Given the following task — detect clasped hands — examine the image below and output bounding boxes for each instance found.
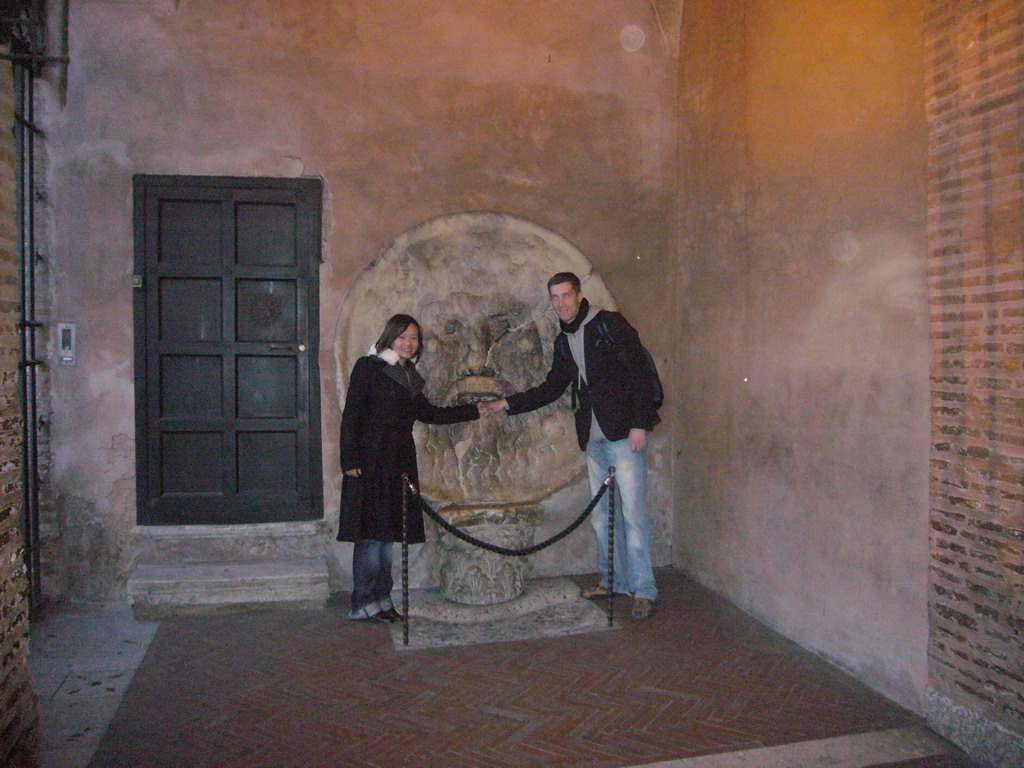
[476,398,508,417]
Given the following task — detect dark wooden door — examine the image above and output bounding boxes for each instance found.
[133,176,323,525]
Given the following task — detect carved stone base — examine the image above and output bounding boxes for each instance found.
[435,503,542,605]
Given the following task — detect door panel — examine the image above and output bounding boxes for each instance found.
[161,432,223,494]
[134,175,323,525]
[160,355,222,417]
[159,278,222,342]
[237,432,297,492]
[236,356,296,419]
[157,198,223,265]
[235,279,297,342]
[236,202,298,266]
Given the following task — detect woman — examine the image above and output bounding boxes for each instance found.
[337,313,479,622]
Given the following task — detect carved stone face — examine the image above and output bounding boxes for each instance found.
[416,291,582,504]
[418,293,545,404]
[335,212,615,506]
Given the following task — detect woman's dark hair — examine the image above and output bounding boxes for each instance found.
[375,314,422,363]
[547,271,581,293]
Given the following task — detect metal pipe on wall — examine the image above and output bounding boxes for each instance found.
[14,58,42,608]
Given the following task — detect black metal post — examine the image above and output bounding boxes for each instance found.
[606,466,616,627]
[401,473,410,646]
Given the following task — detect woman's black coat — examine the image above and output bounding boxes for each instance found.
[337,355,478,543]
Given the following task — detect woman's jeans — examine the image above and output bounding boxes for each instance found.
[350,540,395,617]
[586,438,658,601]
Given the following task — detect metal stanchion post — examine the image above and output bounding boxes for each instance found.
[606,466,616,627]
[401,473,410,647]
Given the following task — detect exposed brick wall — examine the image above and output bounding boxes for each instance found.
[0,55,38,766]
[925,0,1024,744]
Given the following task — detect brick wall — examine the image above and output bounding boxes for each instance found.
[924,0,1024,756]
[0,55,38,766]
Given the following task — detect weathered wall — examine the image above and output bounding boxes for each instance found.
[923,2,1024,764]
[0,55,38,767]
[40,0,682,597]
[675,0,932,711]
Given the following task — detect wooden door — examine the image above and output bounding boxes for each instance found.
[133,175,323,525]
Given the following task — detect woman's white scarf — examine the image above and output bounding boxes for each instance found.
[368,345,400,365]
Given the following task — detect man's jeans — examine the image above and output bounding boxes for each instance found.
[586,437,657,601]
[350,540,395,617]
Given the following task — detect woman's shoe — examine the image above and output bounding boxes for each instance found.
[349,606,387,622]
[381,607,404,623]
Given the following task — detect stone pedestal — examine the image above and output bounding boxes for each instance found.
[435,503,542,605]
[390,577,616,650]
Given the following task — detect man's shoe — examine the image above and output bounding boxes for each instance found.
[581,585,613,599]
[631,597,655,619]
[381,607,404,623]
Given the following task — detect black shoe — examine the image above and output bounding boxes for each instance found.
[631,598,655,619]
[381,607,404,623]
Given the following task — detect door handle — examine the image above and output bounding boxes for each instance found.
[268,344,306,351]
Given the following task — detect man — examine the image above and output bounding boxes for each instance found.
[478,272,661,618]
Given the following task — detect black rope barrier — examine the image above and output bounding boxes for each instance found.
[417,481,609,558]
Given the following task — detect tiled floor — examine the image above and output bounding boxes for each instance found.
[30,570,979,768]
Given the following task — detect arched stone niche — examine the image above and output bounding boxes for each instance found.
[335,211,614,508]
[334,212,619,597]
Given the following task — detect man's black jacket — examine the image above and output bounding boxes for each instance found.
[505,310,660,451]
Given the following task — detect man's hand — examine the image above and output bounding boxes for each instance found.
[477,398,508,416]
[628,428,647,453]
[344,468,362,477]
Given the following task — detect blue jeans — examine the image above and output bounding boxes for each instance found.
[586,437,657,601]
[350,540,395,617]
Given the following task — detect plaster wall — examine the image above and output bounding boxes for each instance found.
[40,0,682,597]
[675,0,932,710]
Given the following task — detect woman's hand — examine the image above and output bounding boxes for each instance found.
[345,468,362,477]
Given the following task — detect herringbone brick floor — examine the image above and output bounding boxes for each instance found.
[87,570,976,768]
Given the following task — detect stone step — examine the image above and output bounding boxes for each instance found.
[128,558,330,619]
[132,521,329,564]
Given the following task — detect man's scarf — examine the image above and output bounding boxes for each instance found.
[559,297,590,334]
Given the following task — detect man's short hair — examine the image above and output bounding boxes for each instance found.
[547,272,581,293]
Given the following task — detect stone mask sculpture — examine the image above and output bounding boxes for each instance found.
[417,291,570,504]
[335,212,614,603]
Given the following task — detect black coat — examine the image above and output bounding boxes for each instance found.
[337,356,478,543]
[505,310,660,450]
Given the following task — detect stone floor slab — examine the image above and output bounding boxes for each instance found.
[29,603,159,768]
